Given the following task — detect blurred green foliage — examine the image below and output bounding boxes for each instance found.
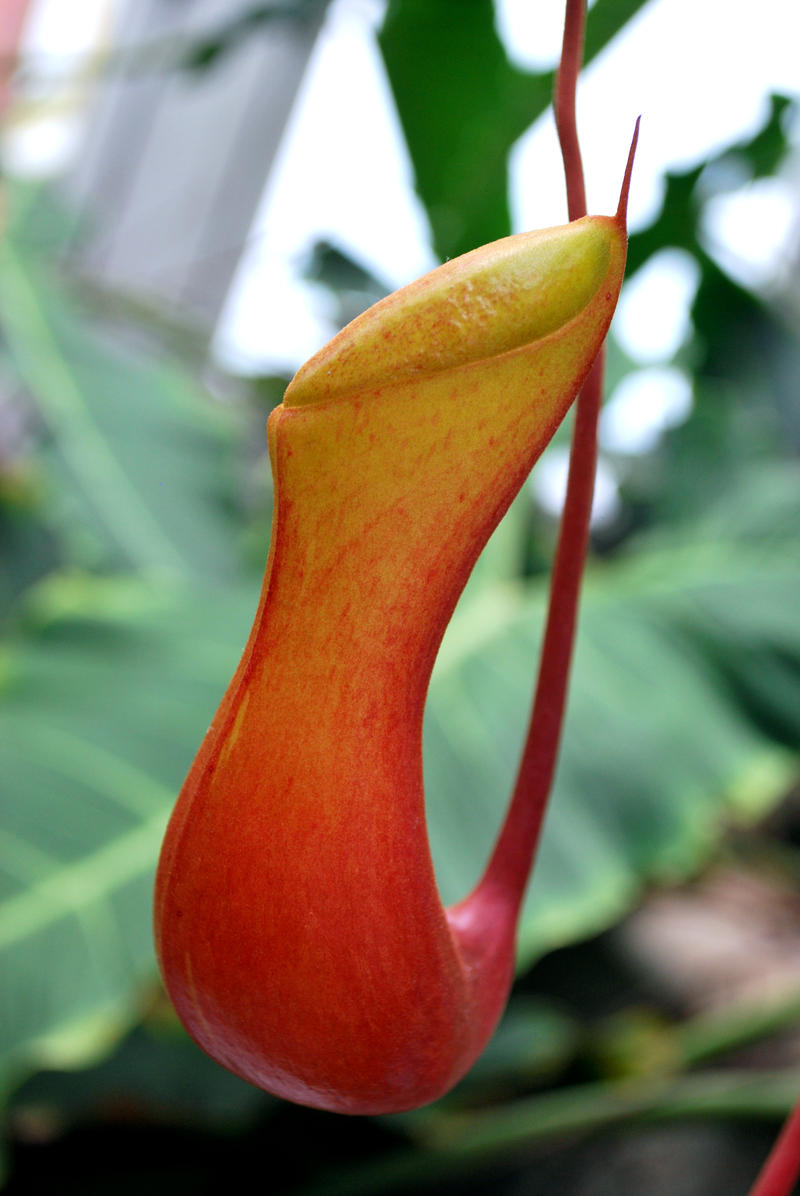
[1,1,799,1193]
[379,0,651,260]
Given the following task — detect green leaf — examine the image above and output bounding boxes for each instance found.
[379,0,651,261]
[426,518,800,964]
[0,576,256,1092]
[618,96,798,528]
[0,194,244,581]
[626,94,793,278]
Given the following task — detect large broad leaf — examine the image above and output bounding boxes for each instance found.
[378,0,651,261]
[3,481,799,1092]
[0,185,244,581]
[0,182,263,1093]
[427,538,799,963]
[428,464,800,956]
[0,576,256,1092]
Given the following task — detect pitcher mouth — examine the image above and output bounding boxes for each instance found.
[283,216,615,409]
[281,118,638,415]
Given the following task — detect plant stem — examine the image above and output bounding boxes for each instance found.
[554,0,588,222]
[747,1090,800,1195]
[481,0,602,904]
[308,1070,800,1196]
[679,991,800,1070]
